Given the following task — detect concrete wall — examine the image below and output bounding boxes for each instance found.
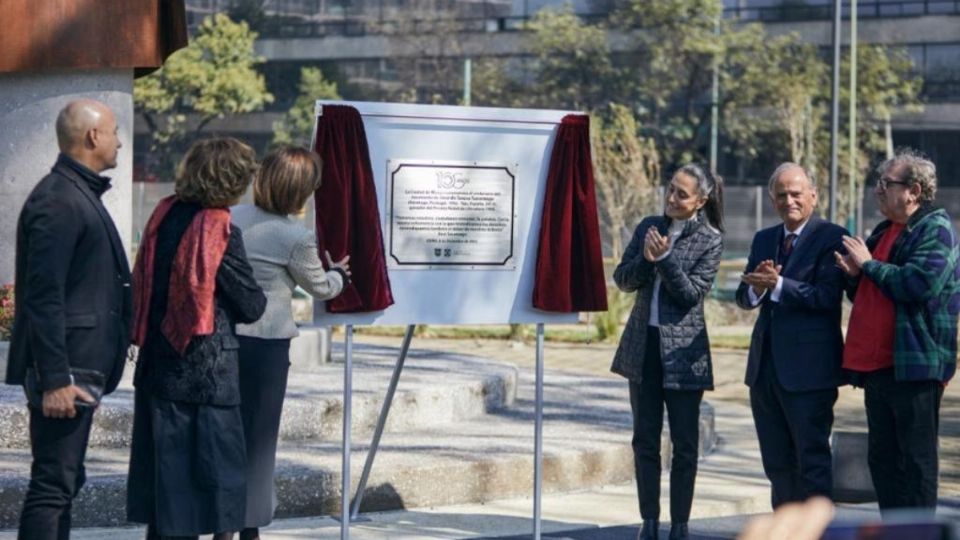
[0,69,134,285]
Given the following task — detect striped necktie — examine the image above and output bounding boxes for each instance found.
[780,233,797,263]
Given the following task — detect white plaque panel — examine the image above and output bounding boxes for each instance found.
[311,100,581,325]
[387,160,518,269]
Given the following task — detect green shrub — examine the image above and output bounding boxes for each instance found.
[595,287,631,342]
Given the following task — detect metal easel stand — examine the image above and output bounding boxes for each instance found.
[340,324,354,540]
[339,323,543,540]
[339,324,416,539]
[533,322,545,540]
[350,324,415,520]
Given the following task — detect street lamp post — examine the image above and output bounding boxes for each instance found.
[848,0,858,234]
[709,1,720,174]
[829,0,841,223]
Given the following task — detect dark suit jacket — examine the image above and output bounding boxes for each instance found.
[735,216,847,392]
[6,158,132,394]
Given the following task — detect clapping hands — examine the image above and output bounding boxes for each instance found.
[741,259,782,296]
[833,236,871,277]
[643,228,671,262]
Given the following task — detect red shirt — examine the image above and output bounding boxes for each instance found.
[843,223,905,372]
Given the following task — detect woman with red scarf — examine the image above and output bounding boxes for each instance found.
[126,138,266,540]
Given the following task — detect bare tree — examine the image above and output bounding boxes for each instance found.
[591,103,662,260]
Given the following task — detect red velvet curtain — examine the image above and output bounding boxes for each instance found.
[532,114,608,312]
[313,105,395,313]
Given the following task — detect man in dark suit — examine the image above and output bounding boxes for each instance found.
[6,99,131,539]
[736,162,847,509]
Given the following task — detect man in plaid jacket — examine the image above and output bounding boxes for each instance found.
[836,150,959,512]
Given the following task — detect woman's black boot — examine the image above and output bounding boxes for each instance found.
[669,522,689,540]
[637,519,659,540]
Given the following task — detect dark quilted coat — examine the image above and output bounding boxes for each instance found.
[611,215,723,390]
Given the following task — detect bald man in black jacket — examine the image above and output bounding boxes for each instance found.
[6,99,131,540]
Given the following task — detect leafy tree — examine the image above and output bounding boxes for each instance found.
[830,44,922,223]
[722,31,826,170]
[591,104,661,260]
[385,0,922,241]
[525,7,617,111]
[273,67,342,147]
[469,57,530,109]
[386,3,470,104]
[611,0,726,165]
[134,13,274,175]
[724,38,920,219]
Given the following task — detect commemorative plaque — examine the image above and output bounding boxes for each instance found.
[386,160,517,269]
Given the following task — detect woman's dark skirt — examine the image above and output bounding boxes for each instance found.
[126,389,247,536]
[237,335,292,528]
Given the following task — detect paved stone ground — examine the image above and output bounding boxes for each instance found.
[1,327,956,539]
[351,331,960,499]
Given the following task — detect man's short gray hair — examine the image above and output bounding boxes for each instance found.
[877,149,937,204]
[767,162,816,193]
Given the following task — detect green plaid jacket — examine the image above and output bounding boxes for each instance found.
[859,206,959,382]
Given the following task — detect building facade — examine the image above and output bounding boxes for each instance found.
[165,0,960,187]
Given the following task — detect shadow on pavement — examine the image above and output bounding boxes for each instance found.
[476,524,736,540]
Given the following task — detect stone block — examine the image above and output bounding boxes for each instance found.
[290,326,332,369]
[0,70,134,285]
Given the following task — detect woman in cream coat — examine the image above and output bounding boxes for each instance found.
[231,147,350,540]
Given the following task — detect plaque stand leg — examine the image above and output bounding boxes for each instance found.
[340,324,354,540]
[349,324,416,521]
[339,322,546,540]
[533,322,545,540]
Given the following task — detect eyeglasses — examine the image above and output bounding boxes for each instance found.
[877,176,910,191]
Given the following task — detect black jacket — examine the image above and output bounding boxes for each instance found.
[133,201,266,406]
[735,215,847,392]
[6,156,133,394]
[611,215,723,390]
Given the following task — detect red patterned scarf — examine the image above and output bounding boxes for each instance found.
[131,195,231,354]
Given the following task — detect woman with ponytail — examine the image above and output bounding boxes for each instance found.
[610,164,724,540]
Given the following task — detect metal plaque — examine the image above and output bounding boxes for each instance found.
[386,160,518,269]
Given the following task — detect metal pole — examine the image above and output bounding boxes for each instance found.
[340,325,354,540]
[829,0,841,223]
[848,0,858,234]
[709,3,720,174]
[533,323,544,540]
[805,98,815,173]
[463,58,472,107]
[350,325,416,520]
[755,185,763,231]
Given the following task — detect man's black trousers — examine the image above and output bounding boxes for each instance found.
[749,345,837,509]
[863,368,943,512]
[18,405,94,540]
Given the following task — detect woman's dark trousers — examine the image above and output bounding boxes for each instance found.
[237,336,292,528]
[863,368,943,512]
[629,327,703,523]
[18,406,94,540]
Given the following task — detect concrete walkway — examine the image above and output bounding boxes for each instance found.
[377,333,960,498]
[0,395,763,540]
